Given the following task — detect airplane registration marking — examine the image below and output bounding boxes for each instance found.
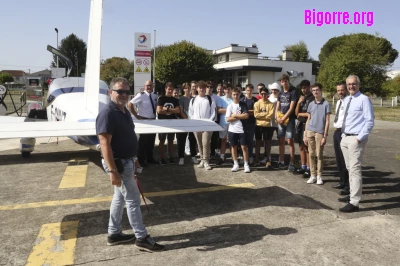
[58,158,89,189]
[26,221,79,266]
[0,183,255,211]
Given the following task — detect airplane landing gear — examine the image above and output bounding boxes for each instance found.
[20,138,36,158]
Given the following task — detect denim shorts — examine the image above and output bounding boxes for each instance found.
[278,118,295,139]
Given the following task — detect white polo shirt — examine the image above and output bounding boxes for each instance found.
[130,91,158,119]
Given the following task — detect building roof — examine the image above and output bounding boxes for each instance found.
[29,69,51,77]
[0,70,26,77]
[216,66,283,72]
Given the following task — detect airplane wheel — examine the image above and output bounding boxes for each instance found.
[21,152,31,158]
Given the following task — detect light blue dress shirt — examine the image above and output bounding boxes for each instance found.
[342,91,374,141]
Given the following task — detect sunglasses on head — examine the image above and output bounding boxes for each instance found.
[113,89,130,95]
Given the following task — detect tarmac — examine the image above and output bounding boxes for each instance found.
[0,115,399,266]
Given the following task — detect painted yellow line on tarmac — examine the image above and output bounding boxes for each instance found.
[0,183,254,211]
[58,158,88,189]
[26,221,79,266]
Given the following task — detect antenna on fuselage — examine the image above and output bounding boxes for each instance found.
[46,45,74,77]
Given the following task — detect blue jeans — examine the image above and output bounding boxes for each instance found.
[102,159,148,238]
[278,118,295,139]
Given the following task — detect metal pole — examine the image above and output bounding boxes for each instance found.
[153,30,156,85]
[55,28,59,68]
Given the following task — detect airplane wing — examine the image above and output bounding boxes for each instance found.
[0,119,223,139]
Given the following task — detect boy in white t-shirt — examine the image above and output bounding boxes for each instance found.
[226,88,250,173]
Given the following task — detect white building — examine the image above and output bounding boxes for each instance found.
[212,44,315,92]
[387,70,400,79]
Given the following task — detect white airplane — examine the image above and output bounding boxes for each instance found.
[0,0,222,157]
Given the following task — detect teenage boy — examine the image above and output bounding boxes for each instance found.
[226,88,250,173]
[206,81,221,161]
[177,82,198,165]
[216,84,234,165]
[189,80,216,170]
[254,87,275,169]
[240,84,258,164]
[275,74,297,171]
[304,83,331,185]
[295,80,314,177]
[157,82,180,165]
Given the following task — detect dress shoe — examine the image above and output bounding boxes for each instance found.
[340,189,350,196]
[332,183,345,189]
[339,203,359,213]
[338,196,350,203]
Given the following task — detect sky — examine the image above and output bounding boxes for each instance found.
[1,0,400,73]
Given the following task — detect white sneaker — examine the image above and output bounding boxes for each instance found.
[231,164,239,172]
[197,160,204,168]
[191,157,199,164]
[179,158,184,165]
[307,176,317,184]
[249,157,254,165]
[316,176,324,185]
[244,165,251,173]
[204,161,212,170]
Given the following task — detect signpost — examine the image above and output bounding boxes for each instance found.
[134,32,152,94]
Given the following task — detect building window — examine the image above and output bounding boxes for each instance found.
[237,71,247,88]
[224,72,233,84]
[225,54,229,62]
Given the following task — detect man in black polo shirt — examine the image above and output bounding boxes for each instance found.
[96,77,164,252]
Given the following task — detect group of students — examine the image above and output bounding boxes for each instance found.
[96,75,373,250]
[129,74,334,184]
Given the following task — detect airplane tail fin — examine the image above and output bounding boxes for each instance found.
[84,0,103,116]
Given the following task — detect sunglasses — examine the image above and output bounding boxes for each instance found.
[113,89,130,95]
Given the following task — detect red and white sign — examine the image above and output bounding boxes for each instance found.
[135,59,142,65]
[143,59,150,66]
[135,50,151,57]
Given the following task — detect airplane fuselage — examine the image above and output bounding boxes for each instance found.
[46,77,110,149]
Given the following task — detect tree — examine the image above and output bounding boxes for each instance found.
[0,73,14,84]
[382,75,400,97]
[284,41,310,62]
[283,41,320,76]
[319,33,398,66]
[154,40,215,86]
[100,57,135,87]
[317,33,398,96]
[51,33,87,77]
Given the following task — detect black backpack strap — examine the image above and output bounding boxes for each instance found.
[206,95,212,106]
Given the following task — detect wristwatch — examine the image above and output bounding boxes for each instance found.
[109,168,118,173]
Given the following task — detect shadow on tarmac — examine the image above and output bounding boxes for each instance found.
[62,184,329,244]
[154,224,297,251]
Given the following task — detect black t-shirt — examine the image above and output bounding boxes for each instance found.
[96,101,138,158]
[278,89,298,118]
[298,93,315,123]
[157,96,180,119]
[240,96,258,126]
